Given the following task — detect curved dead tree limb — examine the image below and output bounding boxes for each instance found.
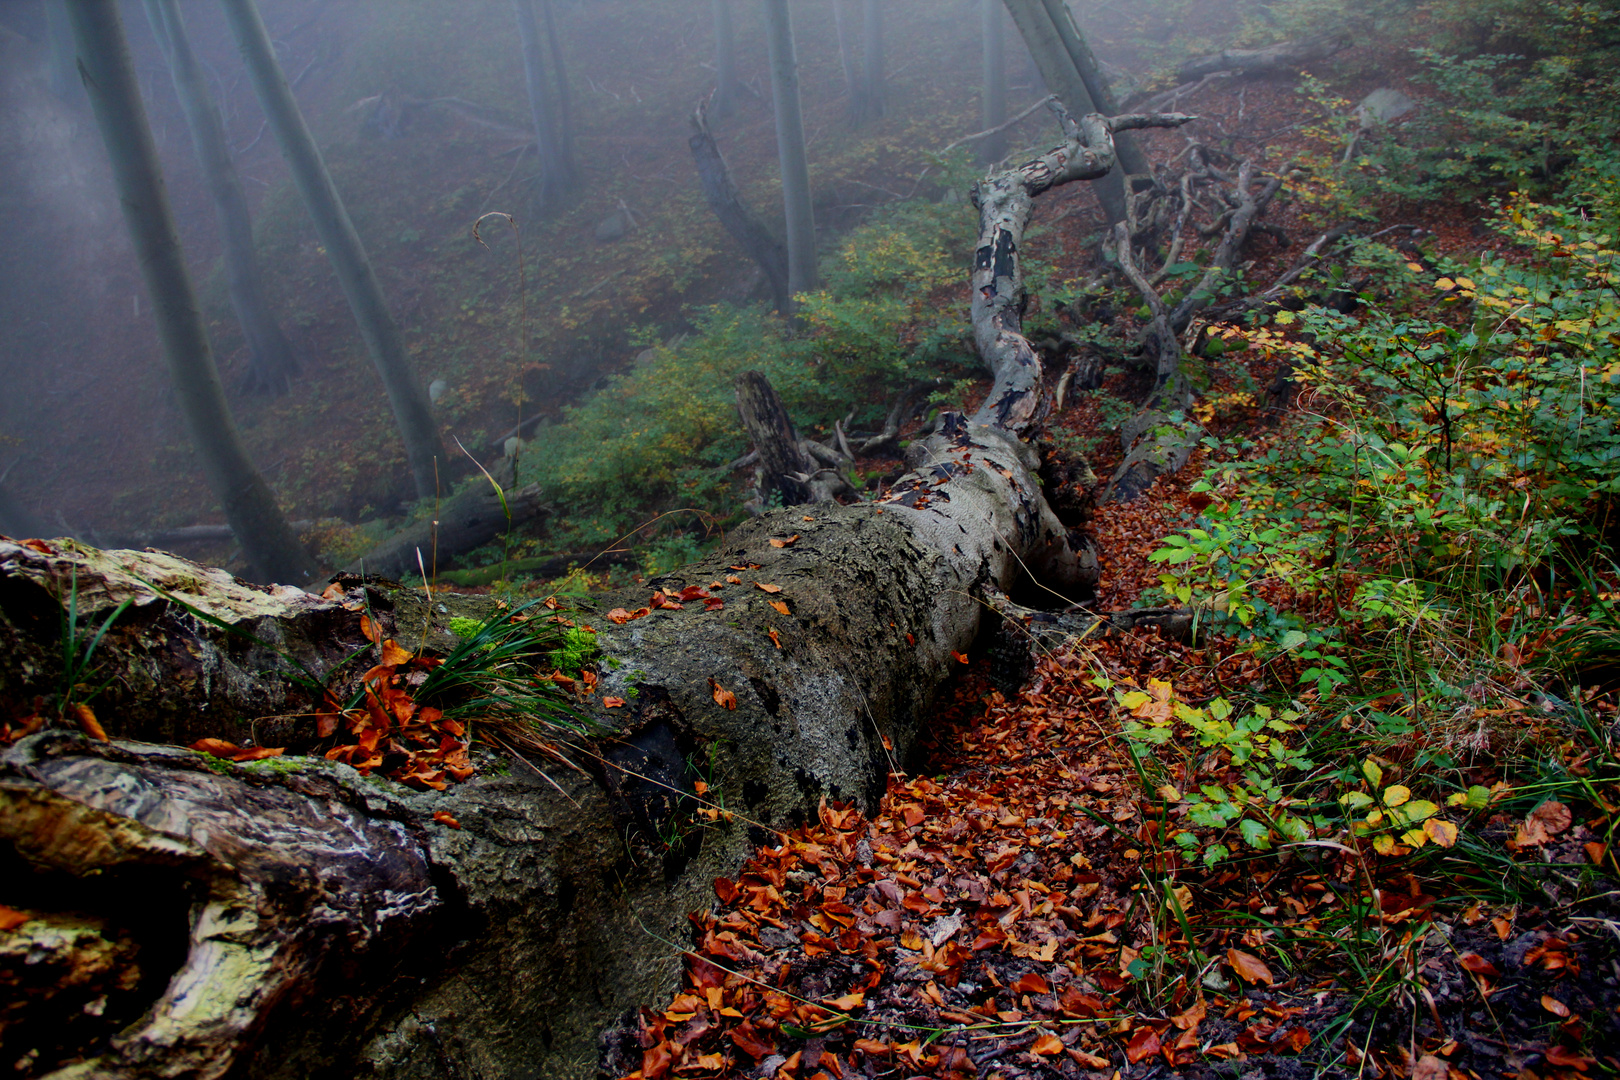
[1176,34,1351,81]
[969,106,1195,436]
[1166,159,1284,335]
[688,98,792,314]
[1104,223,1201,504]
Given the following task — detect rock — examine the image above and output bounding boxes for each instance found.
[428,378,448,403]
[1356,87,1415,129]
[593,212,627,242]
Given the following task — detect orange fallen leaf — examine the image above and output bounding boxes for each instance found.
[232,746,284,762]
[768,599,790,616]
[605,608,635,625]
[0,905,30,931]
[603,696,626,708]
[769,535,800,548]
[71,702,107,741]
[1011,973,1050,995]
[360,614,381,644]
[825,991,864,1011]
[1124,1025,1161,1064]
[191,737,239,757]
[1545,1046,1594,1069]
[768,628,781,649]
[1030,1032,1063,1056]
[1542,994,1571,1017]
[433,810,462,830]
[1457,952,1499,978]
[380,639,413,667]
[753,582,783,594]
[950,650,969,664]
[709,678,738,710]
[1226,948,1274,986]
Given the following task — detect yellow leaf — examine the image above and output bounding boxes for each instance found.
[1402,828,1429,848]
[1424,819,1459,847]
[1435,277,1456,290]
[1362,758,1384,789]
[1383,785,1411,807]
[1373,833,1397,855]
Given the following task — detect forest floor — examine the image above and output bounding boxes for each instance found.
[595,61,1620,1076]
[598,471,1620,1080]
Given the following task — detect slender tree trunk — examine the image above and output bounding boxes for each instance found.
[511,0,576,209]
[761,0,817,296]
[688,98,792,313]
[145,0,298,396]
[981,0,1007,163]
[831,0,862,118]
[66,0,317,586]
[711,0,741,117]
[42,0,80,102]
[219,0,445,501]
[540,0,577,169]
[861,0,884,120]
[1000,0,1127,223]
[1036,0,1149,177]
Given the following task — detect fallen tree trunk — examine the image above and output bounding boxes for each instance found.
[1176,34,1350,81]
[0,105,1187,1080]
[346,456,550,580]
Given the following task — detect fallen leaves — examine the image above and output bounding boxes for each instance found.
[709,678,738,710]
[1226,948,1274,987]
[189,737,284,762]
[1514,799,1573,847]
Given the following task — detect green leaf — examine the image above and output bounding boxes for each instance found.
[1238,819,1273,850]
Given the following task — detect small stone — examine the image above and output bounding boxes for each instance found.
[1355,88,1415,128]
[428,378,449,403]
[593,213,626,242]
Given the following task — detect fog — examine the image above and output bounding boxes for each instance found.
[0,0,1215,578]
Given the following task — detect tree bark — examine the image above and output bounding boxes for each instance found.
[146,0,299,397]
[219,0,447,502]
[67,0,317,587]
[711,0,742,117]
[999,0,1127,223]
[832,0,861,118]
[762,0,818,296]
[0,105,1195,1080]
[980,0,1007,163]
[688,98,793,314]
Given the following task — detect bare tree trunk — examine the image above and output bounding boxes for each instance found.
[220,0,446,501]
[688,98,792,313]
[861,0,884,120]
[146,0,298,396]
[511,0,578,208]
[66,0,317,586]
[762,0,818,296]
[1037,0,1149,178]
[711,0,742,117]
[1000,0,1127,223]
[540,0,577,164]
[831,0,862,118]
[981,0,1007,163]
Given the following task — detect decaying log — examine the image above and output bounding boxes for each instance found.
[1176,35,1351,81]
[347,456,549,580]
[688,98,793,313]
[0,104,1192,1079]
